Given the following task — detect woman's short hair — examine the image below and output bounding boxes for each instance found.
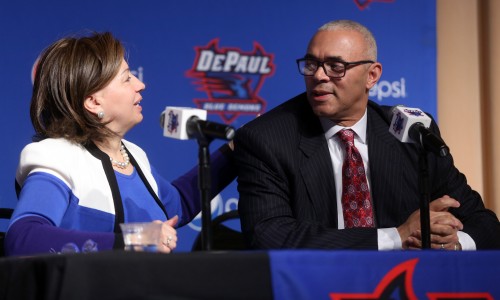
[30,32,124,144]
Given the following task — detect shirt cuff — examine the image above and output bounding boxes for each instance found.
[377,228,402,250]
[377,228,476,251]
[457,231,476,250]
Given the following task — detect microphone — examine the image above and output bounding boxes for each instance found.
[389,105,449,157]
[160,107,235,141]
[186,116,236,141]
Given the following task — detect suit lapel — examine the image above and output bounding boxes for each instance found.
[298,103,338,227]
[366,103,406,227]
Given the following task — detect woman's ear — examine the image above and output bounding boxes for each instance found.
[84,94,101,115]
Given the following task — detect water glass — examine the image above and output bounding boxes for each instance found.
[119,222,162,252]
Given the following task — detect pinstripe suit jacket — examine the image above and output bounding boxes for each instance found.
[234,93,500,250]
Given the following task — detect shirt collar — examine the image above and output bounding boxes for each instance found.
[320,109,368,144]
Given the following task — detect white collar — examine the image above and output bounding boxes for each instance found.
[320,109,368,144]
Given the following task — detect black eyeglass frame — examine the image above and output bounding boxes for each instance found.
[296,58,375,78]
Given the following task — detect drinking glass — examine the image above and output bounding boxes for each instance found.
[119,222,162,252]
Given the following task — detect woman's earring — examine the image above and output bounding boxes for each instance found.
[97,111,105,119]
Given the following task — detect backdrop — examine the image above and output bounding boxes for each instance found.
[0,0,436,251]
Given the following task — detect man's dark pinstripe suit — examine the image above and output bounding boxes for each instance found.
[234,92,500,250]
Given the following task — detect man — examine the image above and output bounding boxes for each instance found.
[234,20,500,250]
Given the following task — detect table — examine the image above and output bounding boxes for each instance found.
[1,250,499,300]
[0,251,272,300]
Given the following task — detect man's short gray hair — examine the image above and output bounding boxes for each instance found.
[318,20,377,61]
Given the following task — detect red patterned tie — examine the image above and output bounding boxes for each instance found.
[337,129,375,228]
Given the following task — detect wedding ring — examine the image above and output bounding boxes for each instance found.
[440,243,445,250]
[454,243,461,251]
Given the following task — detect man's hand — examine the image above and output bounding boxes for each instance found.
[398,195,463,250]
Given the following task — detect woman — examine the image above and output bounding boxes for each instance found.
[5,32,236,256]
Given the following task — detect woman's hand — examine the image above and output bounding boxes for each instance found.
[155,215,179,253]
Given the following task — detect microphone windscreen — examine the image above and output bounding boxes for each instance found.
[389,106,432,143]
[161,107,207,140]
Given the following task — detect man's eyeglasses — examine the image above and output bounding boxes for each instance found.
[296,58,374,78]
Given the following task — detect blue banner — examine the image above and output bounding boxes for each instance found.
[269,250,499,299]
[0,0,436,251]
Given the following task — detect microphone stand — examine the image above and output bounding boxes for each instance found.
[189,129,214,251]
[185,117,235,251]
[411,124,449,249]
[417,146,431,249]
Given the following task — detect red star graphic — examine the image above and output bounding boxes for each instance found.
[329,259,493,300]
[330,258,418,300]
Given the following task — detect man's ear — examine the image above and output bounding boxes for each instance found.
[84,94,101,115]
[366,62,382,90]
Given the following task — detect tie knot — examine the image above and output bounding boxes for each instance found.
[337,129,355,147]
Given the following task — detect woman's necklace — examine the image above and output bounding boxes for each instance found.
[110,144,130,169]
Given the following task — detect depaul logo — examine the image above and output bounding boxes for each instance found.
[186,39,275,124]
[392,112,404,135]
[166,110,179,134]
